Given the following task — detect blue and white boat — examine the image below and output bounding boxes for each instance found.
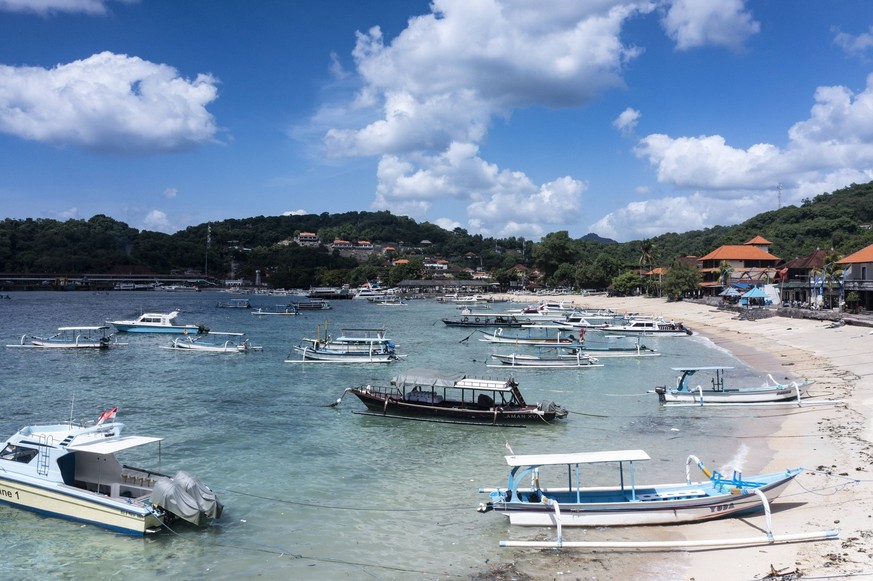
[0,408,222,535]
[106,311,207,334]
[478,449,801,527]
[285,326,399,364]
[166,332,262,353]
[655,366,814,405]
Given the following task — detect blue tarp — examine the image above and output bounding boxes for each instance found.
[741,286,768,299]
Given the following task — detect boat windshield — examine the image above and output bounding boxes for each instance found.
[0,443,39,463]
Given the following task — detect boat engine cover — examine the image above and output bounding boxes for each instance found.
[151,471,223,526]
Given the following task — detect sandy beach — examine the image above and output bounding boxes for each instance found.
[491,293,873,580]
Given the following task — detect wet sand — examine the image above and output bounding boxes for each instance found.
[487,294,873,580]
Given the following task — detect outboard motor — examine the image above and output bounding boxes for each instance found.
[654,386,667,403]
[151,471,223,527]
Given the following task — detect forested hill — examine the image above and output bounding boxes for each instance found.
[1,181,872,289]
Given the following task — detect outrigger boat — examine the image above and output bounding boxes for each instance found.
[654,366,814,405]
[106,311,207,334]
[487,349,602,369]
[575,335,661,358]
[251,304,300,316]
[216,298,251,308]
[479,325,582,347]
[166,332,262,353]
[442,311,527,328]
[285,326,400,364]
[478,450,801,527]
[7,326,117,349]
[0,408,222,535]
[332,368,567,424]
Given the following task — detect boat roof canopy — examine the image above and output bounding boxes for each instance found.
[393,368,514,391]
[66,435,163,454]
[505,449,650,467]
[57,326,110,331]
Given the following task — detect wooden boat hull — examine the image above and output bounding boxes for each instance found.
[28,339,108,349]
[488,354,601,368]
[349,389,566,423]
[0,475,163,535]
[491,471,799,527]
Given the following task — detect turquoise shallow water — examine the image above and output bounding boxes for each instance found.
[0,292,778,579]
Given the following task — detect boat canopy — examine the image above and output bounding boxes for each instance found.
[392,368,467,388]
[505,449,650,467]
[57,326,111,331]
[66,435,163,454]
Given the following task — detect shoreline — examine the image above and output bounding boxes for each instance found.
[492,293,873,580]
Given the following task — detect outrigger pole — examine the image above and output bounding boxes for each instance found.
[499,490,839,549]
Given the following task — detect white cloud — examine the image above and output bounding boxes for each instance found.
[0,0,132,14]
[0,51,220,153]
[142,209,171,232]
[833,26,873,57]
[593,74,873,241]
[613,107,641,136]
[282,209,308,216]
[661,0,759,51]
[162,187,177,199]
[373,142,585,239]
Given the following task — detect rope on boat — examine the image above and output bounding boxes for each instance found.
[219,487,472,512]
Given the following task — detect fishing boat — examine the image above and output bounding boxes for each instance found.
[251,304,300,316]
[442,312,526,328]
[7,326,116,349]
[106,311,208,334]
[166,332,262,353]
[479,325,582,347]
[477,449,801,527]
[0,408,222,535]
[575,335,661,358]
[332,368,567,424]
[487,349,603,369]
[290,299,331,310]
[598,316,692,336]
[654,366,814,405]
[216,298,251,308]
[285,326,400,364]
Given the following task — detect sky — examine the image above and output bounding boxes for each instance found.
[1,1,873,243]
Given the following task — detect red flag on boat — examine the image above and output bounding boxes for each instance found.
[97,406,118,425]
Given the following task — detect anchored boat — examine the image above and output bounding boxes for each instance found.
[654,366,814,405]
[106,311,207,334]
[7,326,116,349]
[333,368,567,424]
[0,408,222,535]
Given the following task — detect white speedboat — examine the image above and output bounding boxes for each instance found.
[0,409,222,535]
[598,316,692,336]
[7,326,116,349]
[106,311,207,334]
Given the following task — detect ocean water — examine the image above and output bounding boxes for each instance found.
[0,292,779,579]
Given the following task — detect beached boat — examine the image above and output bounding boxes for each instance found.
[478,449,801,527]
[654,366,814,405]
[285,326,399,364]
[166,332,262,353]
[0,408,222,535]
[251,304,300,316]
[106,311,207,334]
[487,350,602,369]
[598,316,692,336]
[7,326,116,349]
[479,325,582,347]
[332,368,567,424]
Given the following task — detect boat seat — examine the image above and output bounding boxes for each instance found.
[634,489,707,501]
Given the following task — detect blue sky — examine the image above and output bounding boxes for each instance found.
[1,0,872,242]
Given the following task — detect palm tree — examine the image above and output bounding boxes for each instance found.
[638,239,657,295]
[718,260,734,287]
[813,250,844,309]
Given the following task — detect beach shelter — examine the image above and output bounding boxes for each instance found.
[719,287,741,297]
[741,287,768,299]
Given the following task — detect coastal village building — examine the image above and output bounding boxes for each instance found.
[838,243,873,310]
[776,248,826,307]
[697,235,781,295]
[295,232,320,247]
